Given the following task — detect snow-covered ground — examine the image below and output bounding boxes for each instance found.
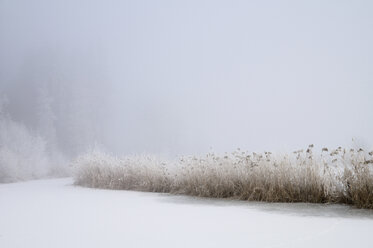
[1,178,373,248]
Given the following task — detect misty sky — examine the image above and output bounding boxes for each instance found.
[1,0,373,156]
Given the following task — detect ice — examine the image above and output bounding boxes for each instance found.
[1,178,373,248]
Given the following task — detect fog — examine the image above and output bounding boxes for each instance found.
[1,0,373,162]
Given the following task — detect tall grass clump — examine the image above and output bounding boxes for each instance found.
[341,149,373,208]
[73,145,373,209]
[173,148,336,203]
[73,149,173,192]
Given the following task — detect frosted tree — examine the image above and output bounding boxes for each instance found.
[36,82,68,175]
[0,99,50,182]
[0,95,8,117]
[37,83,57,152]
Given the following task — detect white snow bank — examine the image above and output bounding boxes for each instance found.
[0,178,373,248]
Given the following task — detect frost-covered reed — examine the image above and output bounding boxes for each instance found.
[73,145,373,209]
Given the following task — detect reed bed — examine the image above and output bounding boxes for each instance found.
[73,145,373,209]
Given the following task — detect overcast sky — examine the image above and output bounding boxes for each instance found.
[1,0,372,156]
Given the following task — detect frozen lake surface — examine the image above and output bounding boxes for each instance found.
[1,178,373,248]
